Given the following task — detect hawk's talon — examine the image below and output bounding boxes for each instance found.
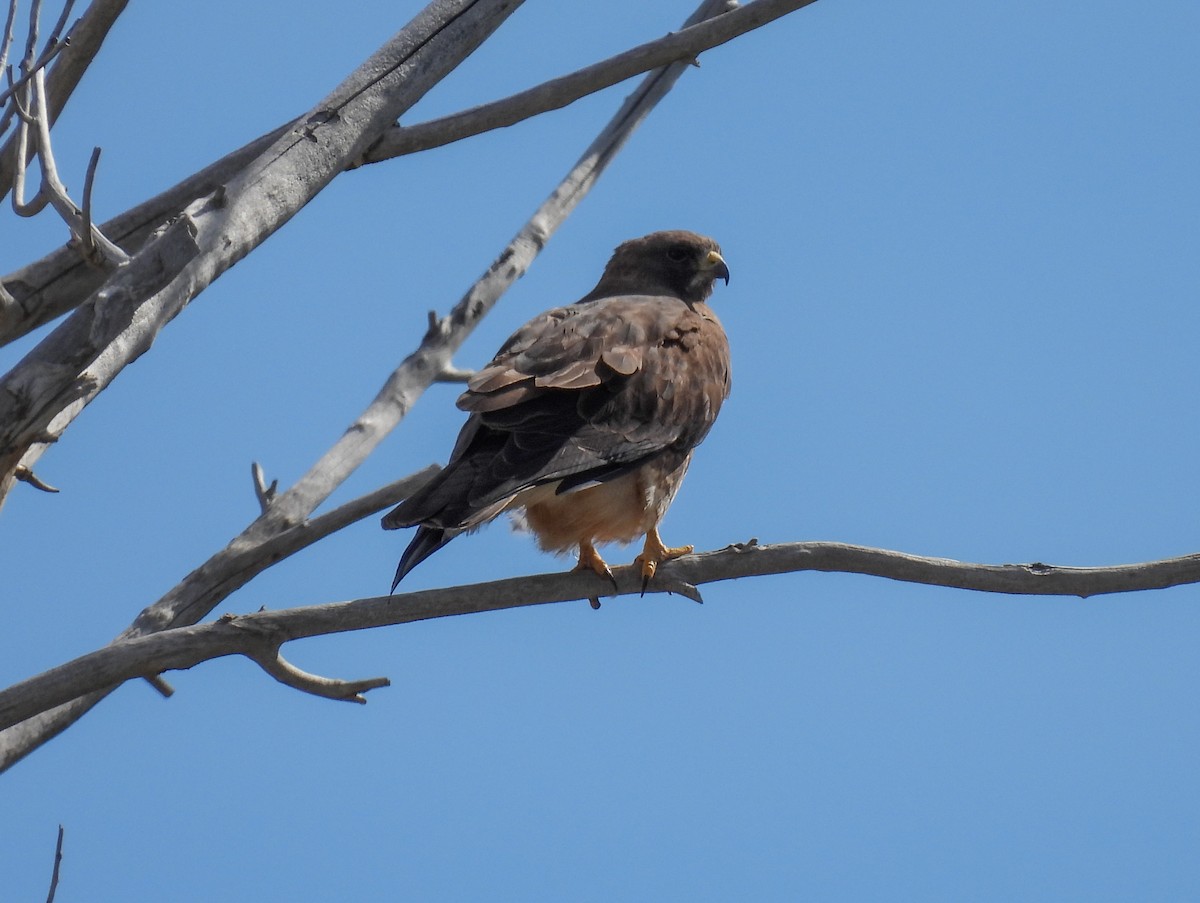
[635,529,694,595]
[575,541,618,591]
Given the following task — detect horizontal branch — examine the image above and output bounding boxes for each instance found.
[3,539,1199,733]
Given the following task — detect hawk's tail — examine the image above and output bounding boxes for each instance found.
[390,525,454,592]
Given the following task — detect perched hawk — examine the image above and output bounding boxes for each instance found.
[383,230,731,592]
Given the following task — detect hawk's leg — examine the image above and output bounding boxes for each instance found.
[575,540,617,589]
[635,527,694,594]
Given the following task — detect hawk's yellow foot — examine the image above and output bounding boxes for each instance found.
[635,527,693,593]
[575,540,617,590]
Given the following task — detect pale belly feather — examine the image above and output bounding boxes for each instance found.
[513,453,692,553]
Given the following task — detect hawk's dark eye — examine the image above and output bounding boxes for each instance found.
[666,244,691,262]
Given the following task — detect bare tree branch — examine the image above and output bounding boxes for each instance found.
[14,463,59,492]
[0,464,440,771]
[0,21,67,112]
[0,0,131,198]
[44,823,64,903]
[0,0,740,770]
[0,122,289,342]
[0,0,819,346]
[0,0,525,507]
[5,540,1200,735]
[0,1,19,87]
[251,461,278,514]
[238,627,390,704]
[9,66,130,265]
[0,213,203,508]
[360,0,816,164]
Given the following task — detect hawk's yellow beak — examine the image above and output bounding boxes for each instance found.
[704,250,730,285]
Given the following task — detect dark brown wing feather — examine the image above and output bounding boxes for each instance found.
[382,293,730,532]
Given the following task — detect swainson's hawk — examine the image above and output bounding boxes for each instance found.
[383,230,731,592]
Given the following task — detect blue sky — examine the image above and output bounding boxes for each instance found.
[4,1,1200,899]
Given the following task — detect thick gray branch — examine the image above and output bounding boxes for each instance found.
[4,540,1200,735]
[0,0,818,345]
[0,0,523,505]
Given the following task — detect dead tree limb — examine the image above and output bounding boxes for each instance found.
[0,0,524,507]
[360,0,817,164]
[4,540,1199,738]
[0,0,131,198]
[0,0,818,346]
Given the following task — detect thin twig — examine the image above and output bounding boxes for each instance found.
[144,674,173,698]
[45,823,64,903]
[23,0,42,70]
[29,69,128,265]
[251,461,277,514]
[14,464,59,492]
[432,363,475,383]
[0,10,69,108]
[0,3,70,109]
[0,0,130,196]
[9,67,128,265]
[0,1,19,88]
[9,80,52,215]
[242,633,391,704]
[43,0,74,48]
[79,145,100,259]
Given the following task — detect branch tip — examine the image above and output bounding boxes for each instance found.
[45,823,64,903]
[145,674,175,698]
[14,465,59,492]
[434,362,475,383]
[250,645,391,704]
[251,461,278,513]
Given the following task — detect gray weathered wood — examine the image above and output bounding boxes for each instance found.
[0,0,524,507]
[0,0,815,346]
[5,539,1200,734]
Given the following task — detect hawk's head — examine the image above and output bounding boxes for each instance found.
[589,230,730,306]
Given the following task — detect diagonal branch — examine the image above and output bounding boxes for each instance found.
[0,0,819,347]
[5,539,1200,738]
[0,0,524,508]
[359,0,817,164]
[0,464,439,769]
